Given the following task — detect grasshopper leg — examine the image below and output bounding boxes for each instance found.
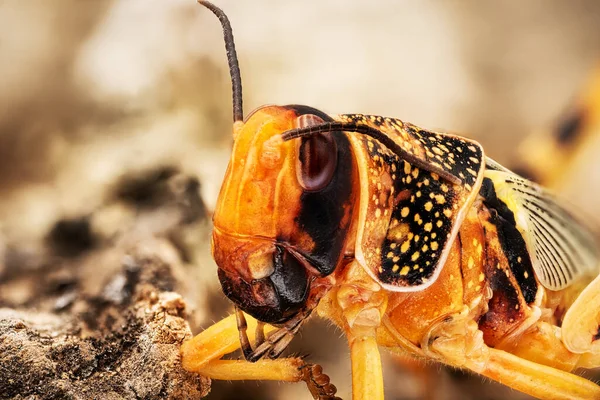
[348,332,384,400]
[181,313,340,399]
[427,321,600,400]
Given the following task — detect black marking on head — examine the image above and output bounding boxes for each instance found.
[286,105,333,122]
[292,108,355,276]
[480,178,537,304]
[555,108,585,145]
[218,246,309,324]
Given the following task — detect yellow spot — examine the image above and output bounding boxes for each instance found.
[388,222,410,241]
[411,252,420,261]
[424,178,430,186]
[404,162,411,175]
[390,243,397,249]
[468,145,477,152]
[467,168,477,176]
[375,248,381,254]
[387,252,394,258]
[413,265,419,270]
[467,256,474,269]
[431,242,439,250]
[431,173,439,181]
[475,285,481,291]
[401,207,409,217]
[401,241,410,253]
[435,194,446,204]
[414,235,420,242]
[400,266,410,275]
[424,222,433,232]
[422,244,429,252]
[414,213,421,222]
[424,201,433,211]
[391,164,397,172]
[469,157,479,163]
[436,220,443,227]
[432,233,437,239]
[432,147,444,155]
[524,271,529,279]
[375,208,381,218]
[472,238,478,246]
[416,191,422,198]
[392,264,399,272]
[412,168,419,178]
[406,176,412,184]
[479,273,485,282]
[517,256,522,263]
[467,280,473,289]
[443,209,453,218]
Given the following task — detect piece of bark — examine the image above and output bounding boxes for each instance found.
[0,250,210,400]
[0,169,211,400]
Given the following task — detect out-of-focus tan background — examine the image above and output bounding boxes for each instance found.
[1,1,600,399]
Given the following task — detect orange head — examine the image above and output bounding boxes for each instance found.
[213,105,357,323]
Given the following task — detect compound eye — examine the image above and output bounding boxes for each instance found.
[295,114,338,192]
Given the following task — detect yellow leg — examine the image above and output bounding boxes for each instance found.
[562,272,600,356]
[181,313,275,371]
[181,313,339,399]
[479,348,600,400]
[430,329,600,400]
[349,334,384,400]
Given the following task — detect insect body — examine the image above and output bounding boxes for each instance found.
[181,2,600,399]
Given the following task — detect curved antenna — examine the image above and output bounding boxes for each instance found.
[282,122,462,185]
[198,1,243,122]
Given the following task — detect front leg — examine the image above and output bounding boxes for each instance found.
[325,261,388,400]
[349,332,384,400]
[181,313,340,399]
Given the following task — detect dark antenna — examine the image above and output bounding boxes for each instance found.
[282,123,462,185]
[198,1,243,122]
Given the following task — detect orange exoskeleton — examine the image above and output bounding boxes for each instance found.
[181,2,600,399]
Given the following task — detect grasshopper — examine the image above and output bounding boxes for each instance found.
[181,2,600,399]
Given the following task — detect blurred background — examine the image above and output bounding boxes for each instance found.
[1,0,600,399]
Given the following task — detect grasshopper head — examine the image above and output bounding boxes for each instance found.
[212,105,356,323]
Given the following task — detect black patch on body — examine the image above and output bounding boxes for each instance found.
[288,105,355,276]
[478,223,526,345]
[479,177,537,303]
